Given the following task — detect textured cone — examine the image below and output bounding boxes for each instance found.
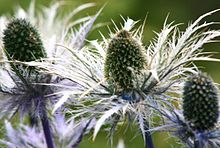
[3,18,46,63]
[104,29,146,92]
[183,73,219,131]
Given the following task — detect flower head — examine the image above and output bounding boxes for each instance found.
[3,18,46,62]
[183,73,219,131]
[0,1,100,59]
[3,18,46,77]
[104,29,147,92]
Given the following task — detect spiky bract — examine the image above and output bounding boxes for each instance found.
[104,29,146,92]
[3,18,46,62]
[183,73,219,131]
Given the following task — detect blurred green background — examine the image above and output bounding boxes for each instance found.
[0,0,220,148]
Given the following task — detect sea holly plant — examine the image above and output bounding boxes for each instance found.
[0,1,100,148]
[29,9,220,148]
[150,72,220,148]
[2,18,56,147]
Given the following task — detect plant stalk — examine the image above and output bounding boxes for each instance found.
[143,121,154,148]
[41,106,55,148]
[144,128,154,148]
[194,139,203,148]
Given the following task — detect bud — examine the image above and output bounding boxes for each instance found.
[183,73,219,131]
[3,18,46,72]
[104,30,146,92]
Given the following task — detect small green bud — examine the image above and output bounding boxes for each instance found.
[3,18,46,63]
[183,73,219,131]
[104,30,146,92]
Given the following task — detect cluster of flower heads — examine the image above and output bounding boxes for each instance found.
[1,1,220,148]
[30,6,220,148]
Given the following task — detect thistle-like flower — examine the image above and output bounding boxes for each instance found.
[183,73,219,131]
[1,17,50,118]
[104,29,147,92]
[32,18,156,147]
[3,18,46,62]
[31,9,220,147]
[2,17,56,148]
[3,18,46,76]
[151,72,220,148]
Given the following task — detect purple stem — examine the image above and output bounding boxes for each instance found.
[41,107,55,148]
[144,127,154,148]
[143,120,154,148]
[194,138,203,148]
[194,140,200,148]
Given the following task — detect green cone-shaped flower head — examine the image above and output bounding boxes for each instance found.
[104,29,146,92]
[183,73,219,131]
[3,18,46,62]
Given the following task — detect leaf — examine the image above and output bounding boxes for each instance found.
[138,114,146,143]
[71,5,104,50]
[150,69,160,82]
[52,93,70,114]
[93,105,122,140]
